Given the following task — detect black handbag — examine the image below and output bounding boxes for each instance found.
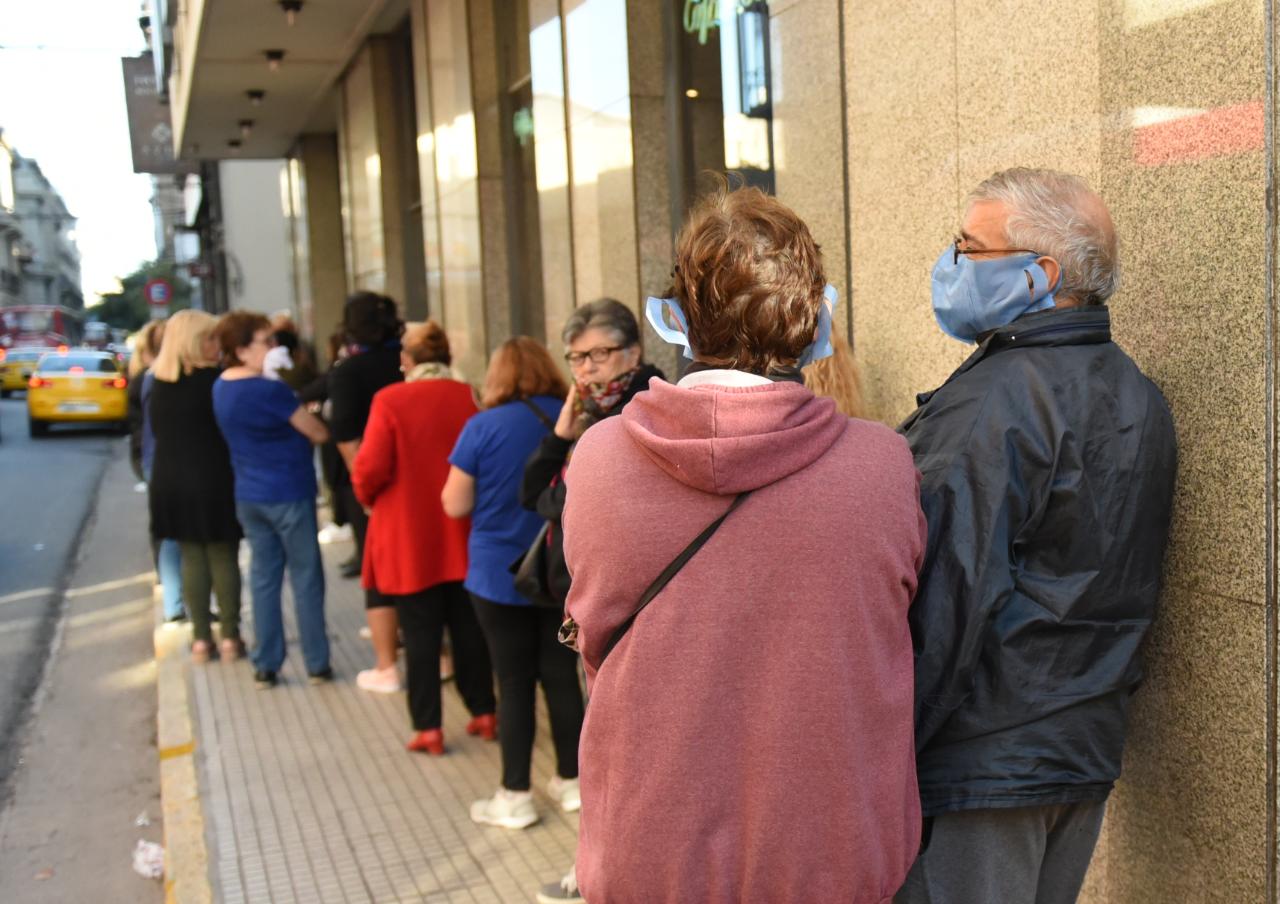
[510,399,564,609]
[510,521,561,609]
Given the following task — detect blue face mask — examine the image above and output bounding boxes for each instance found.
[645,283,839,366]
[930,248,1058,344]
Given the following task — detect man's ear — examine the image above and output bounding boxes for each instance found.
[1037,256,1061,294]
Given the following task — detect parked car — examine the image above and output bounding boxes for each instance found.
[26,349,129,437]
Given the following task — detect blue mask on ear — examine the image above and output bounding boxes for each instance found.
[645,295,694,359]
[797,284,839,366]
[646,284,839,365]
[930,249,1057,344]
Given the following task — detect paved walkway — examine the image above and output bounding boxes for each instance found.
[181,526,580,903]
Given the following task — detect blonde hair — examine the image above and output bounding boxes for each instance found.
[803,333,865,419]
[152,309,218,382]
[128,319,166,379]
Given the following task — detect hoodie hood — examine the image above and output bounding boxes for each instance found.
[622,377,847,495]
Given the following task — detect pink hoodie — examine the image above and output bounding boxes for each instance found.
[563,377,926,904]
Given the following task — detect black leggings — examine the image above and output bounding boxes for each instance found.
[471,594,585,791]
[393,582,495,731]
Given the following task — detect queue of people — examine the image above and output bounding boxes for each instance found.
[135,165,1176,904]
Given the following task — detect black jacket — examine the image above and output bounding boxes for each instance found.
[520,363,665,603]
[898,306,1177,816]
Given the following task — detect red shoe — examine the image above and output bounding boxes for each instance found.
[406,729,445,755]
[466,714,498,741]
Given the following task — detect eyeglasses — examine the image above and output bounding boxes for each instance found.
[952,236,1037,266]
[564,345,622,366]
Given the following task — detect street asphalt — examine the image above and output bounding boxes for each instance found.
[0,393,164,900]
[0,394,121,794]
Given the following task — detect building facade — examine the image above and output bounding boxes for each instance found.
[163,1,1276,899]
[12,154,82,311]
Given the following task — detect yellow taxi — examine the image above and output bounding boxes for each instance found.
[0,347,52,397]
[26,349,129,437]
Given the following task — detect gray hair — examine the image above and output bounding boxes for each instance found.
[560,297,641,348]
[968,168,1119,306]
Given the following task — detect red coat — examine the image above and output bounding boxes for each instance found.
[352,378,476,596]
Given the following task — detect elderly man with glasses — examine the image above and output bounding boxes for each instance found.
[895,168,1178,904]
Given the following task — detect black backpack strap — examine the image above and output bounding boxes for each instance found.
[599,490,751,666]
[521,397,556,431]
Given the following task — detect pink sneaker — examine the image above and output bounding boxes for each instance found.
[356,666,402,694]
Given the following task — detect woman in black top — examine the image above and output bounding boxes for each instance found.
[149,310,242,663]
[520,298,664,606]
[328,292,405,692]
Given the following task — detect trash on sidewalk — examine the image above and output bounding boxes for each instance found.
[134,810,151,827]
[132,840,164,880]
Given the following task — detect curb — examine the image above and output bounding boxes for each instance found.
[154,599,213,904]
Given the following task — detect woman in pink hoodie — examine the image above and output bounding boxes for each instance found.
[561,185,926,904]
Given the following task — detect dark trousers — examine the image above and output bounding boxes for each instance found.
[393,583,495,731]
[339,482,368,560]
[471,594,585,791]
[894,801,1106,904]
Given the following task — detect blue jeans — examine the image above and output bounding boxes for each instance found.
[235,498,330,675]
[157,539,184,619]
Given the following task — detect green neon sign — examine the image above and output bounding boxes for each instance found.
[684,0,720,46]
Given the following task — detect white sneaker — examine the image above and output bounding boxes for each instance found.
[546,775,581,813]
[317,522,353,544]
[470,788,539,829]
[356,666,402,693]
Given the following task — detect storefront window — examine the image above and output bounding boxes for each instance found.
[674,0,775,204]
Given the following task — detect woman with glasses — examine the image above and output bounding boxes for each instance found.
[440,338,573,831]
[212,311,333,689]
[523,300,663,903]
[520,299,664,616]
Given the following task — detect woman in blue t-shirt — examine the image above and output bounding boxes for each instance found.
[212,311,333,689]
[441,337,581,831]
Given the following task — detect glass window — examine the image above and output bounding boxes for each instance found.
[673,0,775,206]
[38,355,117,373]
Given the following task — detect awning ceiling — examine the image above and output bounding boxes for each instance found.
[175,0,407,159]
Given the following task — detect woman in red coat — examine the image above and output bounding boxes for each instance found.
[352,321,496,754]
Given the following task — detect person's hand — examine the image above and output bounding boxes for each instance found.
[554,384,578,441]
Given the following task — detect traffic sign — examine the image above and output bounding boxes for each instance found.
[144,278,173,307]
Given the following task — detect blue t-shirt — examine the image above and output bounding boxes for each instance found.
[212,376,316,504]
[449,395,561,605]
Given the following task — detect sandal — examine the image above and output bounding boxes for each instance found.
[191,639,214,663]
[219,638,245,662]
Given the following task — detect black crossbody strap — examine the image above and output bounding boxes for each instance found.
[521,397,556,431]
[599,490,752,665]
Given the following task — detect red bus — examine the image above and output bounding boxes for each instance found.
[0,305,84,350]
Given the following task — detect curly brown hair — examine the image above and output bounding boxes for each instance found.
[671,182,826,374]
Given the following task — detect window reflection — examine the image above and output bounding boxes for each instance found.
[676,0,775,201]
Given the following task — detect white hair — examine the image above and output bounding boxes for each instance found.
[968,168,1119,306]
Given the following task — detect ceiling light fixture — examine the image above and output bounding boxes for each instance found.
[227,139,243,152]
[239,119,255,138]
[264,49,285,72]
[279,0,303,26]
[247,89,265,106]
